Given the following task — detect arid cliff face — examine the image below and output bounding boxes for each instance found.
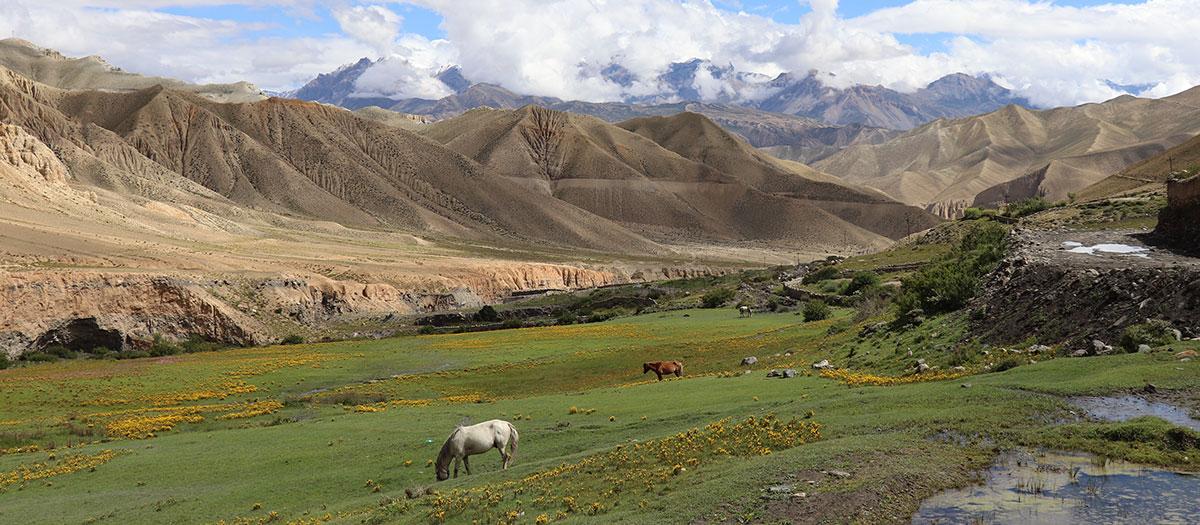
[0,262,726,358]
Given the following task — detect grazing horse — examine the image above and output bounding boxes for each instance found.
[643,361,683,381]
[739,306,753,318]
[435,420,519,481]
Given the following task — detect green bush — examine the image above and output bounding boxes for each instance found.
[500,319,524,329]
[895,222,1009,316]
[280,335,305,345]
[700,288,735,309]
[802,265,839,284]
[43,345,78,359]
[0,354,9,369]
[148,335,182,357]
[417,326,437,335]
[803,301,832,322]
[992,357,1021,372]
[842,271,881,296]
[476,305,500,322]
[961,207,985,220]
[1119,320,1177,352]
[181,335,223,353]
[22,352,57,363]
[1005,196,1051,218]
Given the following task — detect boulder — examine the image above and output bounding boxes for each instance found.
[1092,339,1113,354]
[782,369,798,378]
[741,356,758,366]
[812,360,832,370]
[916,362,931,373]
[1138,344,1153,353]
[1072,349,1089,357]
[766,369,782,378]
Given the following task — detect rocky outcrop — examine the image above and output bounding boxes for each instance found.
[0,272,268,358]
[971,229,1200,347]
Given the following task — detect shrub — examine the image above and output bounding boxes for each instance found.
[556,313,577,325]
[22,352,57,363]
[1005,196,1051,218]
[992,357,1021,372]
[700,288,735,308]
[802,265,839,284]
[803,301,832,322]
[853,286,893,322]
[181,335,222,353]
[0,354,9,369]
[1119,320,1177,353]
[500,319,524,329]
[43,345,78,359]
[818,279,846,294]
[280,335,305,345]
[961,207,985,220]
[895,222,1009,316]
[476,305,500,322]
[149,335,182,357]
[417,326,437,335]
[843,271,881,296]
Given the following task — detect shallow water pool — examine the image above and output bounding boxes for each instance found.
[912,450,1200,524]
[1070,395,1200,432]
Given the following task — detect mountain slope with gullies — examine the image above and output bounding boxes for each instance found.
[425,107,938,247]
[815,89,1200,218]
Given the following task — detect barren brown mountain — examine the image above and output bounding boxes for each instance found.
[1079,132,1200,200]
[816,89,1200,217]
[0,38,265,103]
[424,107,938,250]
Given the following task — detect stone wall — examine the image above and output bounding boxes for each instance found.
[1157,175,1200,251]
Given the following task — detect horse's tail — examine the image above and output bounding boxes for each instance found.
[506,421,519,462]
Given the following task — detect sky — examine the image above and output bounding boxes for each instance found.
[1,0,1196,108]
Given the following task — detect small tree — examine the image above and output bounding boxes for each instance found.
[842,271,881,296]
[477,305,500,322]
[803,301,832,322]
[700,288,735,309]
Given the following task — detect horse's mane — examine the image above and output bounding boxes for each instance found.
[435,427,460,473]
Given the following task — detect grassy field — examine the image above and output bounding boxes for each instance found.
[1,309,1198,524]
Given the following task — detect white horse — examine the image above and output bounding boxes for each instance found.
[739,305,753,318]
[435,419,519,481]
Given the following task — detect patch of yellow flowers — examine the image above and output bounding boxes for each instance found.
[105,411,205,439]
[0,449,119,488]
[218,401,284,420]
[417,414,821,523]
[819,367,968,386]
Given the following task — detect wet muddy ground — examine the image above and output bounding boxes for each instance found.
[912,449,1200,524]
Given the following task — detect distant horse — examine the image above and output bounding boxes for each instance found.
[435,419,519,481]
[739,306,753,318]
[643,361,683,381]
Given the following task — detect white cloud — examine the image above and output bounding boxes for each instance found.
[332,4,403,56]
[0,1,376,91]
[0,0,1196,108]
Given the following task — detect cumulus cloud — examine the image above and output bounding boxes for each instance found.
[0,0,1196,108]
[332,4,404,56]
[0,0,375,91]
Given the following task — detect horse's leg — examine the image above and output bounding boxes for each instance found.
[655,371,663,381]
[453,456,460,478]
[499,447,509,469]
[463,455,471,475]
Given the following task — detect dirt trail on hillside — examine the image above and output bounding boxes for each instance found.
[972,228,1200,348]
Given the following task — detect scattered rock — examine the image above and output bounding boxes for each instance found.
[741,356,758,366]
[1171,329,1184,342]
[916,362,931,373]
[812,360,832,370]
[827,470,851,479]
[1144,383,1158,394]
[1092,339,1113,354]
[767,369,781,377]
[783,369,797,378]
[767,484,794,494]
[1175,350,1198,360]
[960,383,972,388]
[952,366,966,372]
[791,492,807,499]
[1138,344,1153,353]
[1072,349,1090,357]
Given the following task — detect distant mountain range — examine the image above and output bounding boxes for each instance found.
[289,57,1031,133]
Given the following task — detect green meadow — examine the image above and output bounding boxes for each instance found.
[1,309,1198,524]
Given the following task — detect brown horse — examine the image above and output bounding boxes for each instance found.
[643,361,683,381]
